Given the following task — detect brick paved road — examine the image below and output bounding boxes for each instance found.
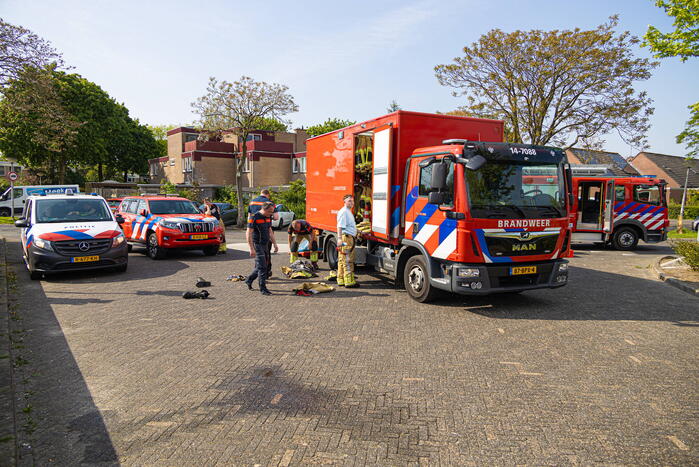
[2,225,698,466]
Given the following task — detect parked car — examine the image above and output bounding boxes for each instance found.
[198,202,237,226]
[107,197,123,213]
[117,195,224,259]
[15,193,128,279]
[272,204,295,229]
[693,215,699,232]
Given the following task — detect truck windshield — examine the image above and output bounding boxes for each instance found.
[35,199,113,223]
[466,163,566,219]
[149,200,201,215]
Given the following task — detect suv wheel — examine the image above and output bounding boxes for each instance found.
[146,232,166,259]
[611,227,639,251]
[202,245,218,256]
[404,255,439,303]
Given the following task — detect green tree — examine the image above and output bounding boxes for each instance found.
[252,116,289,132]
[146,124,176,158]
[644,0,699,156]
[434,17,657,149]
[192,75,298,227]
[643,0,699,61]
[306,118,356,137]
[0,67,161,183]
[387,100,401,112]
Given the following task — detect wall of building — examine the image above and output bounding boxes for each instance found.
[194,156,237,186]
[628,154,678,188]
[252,156,293,187]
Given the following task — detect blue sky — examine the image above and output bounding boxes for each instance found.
[2,0,697,157]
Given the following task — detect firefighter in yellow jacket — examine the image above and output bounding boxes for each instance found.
[336,194,359,288]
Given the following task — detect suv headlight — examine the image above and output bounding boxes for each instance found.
[111,234,126,248]
[34,237,54,251]
[161,220,180,230]
[457,267,480,278]
[558,262,568,272]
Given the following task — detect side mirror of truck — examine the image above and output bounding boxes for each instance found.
[139,209,148,217]
[428,192,445,205]
[465,155,486,171]
[430,160,448,191]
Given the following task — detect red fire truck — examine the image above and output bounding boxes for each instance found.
[567,167,669,250]
[306,111,573,302]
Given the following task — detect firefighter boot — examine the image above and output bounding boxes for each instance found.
[290,252,299,263]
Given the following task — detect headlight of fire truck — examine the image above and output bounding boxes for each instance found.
[160,220,181,230]
[111,233,126,248]
[33,237,54,251]
[457,267,480,278]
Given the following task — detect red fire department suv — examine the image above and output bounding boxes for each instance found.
[116,195,224,259]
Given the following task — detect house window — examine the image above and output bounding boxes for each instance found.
[246,134,262,142]
[242,157,251,173]
[0,166,5,176]
[150,163,158,176]
[169,159,175,166]
[184,133,198,143]
[183,157,192,173]
[292,157,306,174]
[292,158,298,174]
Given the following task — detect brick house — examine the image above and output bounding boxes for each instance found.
[628,151,699,202]
[565,148,640,176]
[149,127,308,188]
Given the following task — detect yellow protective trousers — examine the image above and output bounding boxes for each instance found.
[336,234,356,286]
[289,234,319,263]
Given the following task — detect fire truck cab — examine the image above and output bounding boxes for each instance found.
[570,166,668,250]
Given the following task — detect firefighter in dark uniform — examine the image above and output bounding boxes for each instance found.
[287,219,319,269]
[248,189,274,276]
[245,202,278,295]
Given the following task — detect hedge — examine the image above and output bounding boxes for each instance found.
[673,240,699,271]
[668,203,699,219]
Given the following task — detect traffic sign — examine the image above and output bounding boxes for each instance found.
[7,171,18,182]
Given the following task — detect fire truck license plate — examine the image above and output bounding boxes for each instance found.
[510,266,537,275]
[191,234,208,240]
[72,255,99,263]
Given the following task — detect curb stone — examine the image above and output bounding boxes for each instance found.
[0,237,18,465]
[653,255,699,297]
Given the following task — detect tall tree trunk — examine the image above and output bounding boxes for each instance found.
[235,135,247,228]
[98,163,104,182]
[58,155,66,184]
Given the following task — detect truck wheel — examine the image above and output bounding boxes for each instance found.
[0,208,10,217]
[325,237,338,270]
[403,255,439,303]
[202,245,218,256]
[611,227,639,250]
[146,232,166,259]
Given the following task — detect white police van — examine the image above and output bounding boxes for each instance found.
[1,185,80,217]
[14,191,128,279]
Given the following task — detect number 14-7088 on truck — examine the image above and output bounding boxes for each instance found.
[305,111,573,302]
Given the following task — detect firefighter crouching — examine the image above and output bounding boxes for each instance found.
[288,219,319,269]
[336,194,359,288]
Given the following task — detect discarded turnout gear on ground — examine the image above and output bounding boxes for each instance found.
[195,277,211,288]
[226,274,247,282]
[291,282,335,296]
[182,290,210,299]
[280,259,317,279]
[323,270,338,282]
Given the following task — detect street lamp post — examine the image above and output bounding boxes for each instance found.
[677,166,697,234]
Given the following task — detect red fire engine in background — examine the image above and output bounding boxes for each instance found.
[305,111,573,302]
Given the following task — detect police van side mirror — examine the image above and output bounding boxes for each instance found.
[14,218,28,228]
[115,214,125,225]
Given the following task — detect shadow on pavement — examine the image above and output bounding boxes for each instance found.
[433,265,698,324]
[572,242,675,256]
[3,235,119,465]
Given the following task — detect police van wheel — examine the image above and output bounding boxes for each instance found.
[404,255,439,303]
[0,208,10,217]
[325,237,338,270]
[146,233,166,259]
[612,227,639,251]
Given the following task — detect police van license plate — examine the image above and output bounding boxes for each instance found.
[72,255,99,263]
[510,266,537,275]
[191,234,208,240]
